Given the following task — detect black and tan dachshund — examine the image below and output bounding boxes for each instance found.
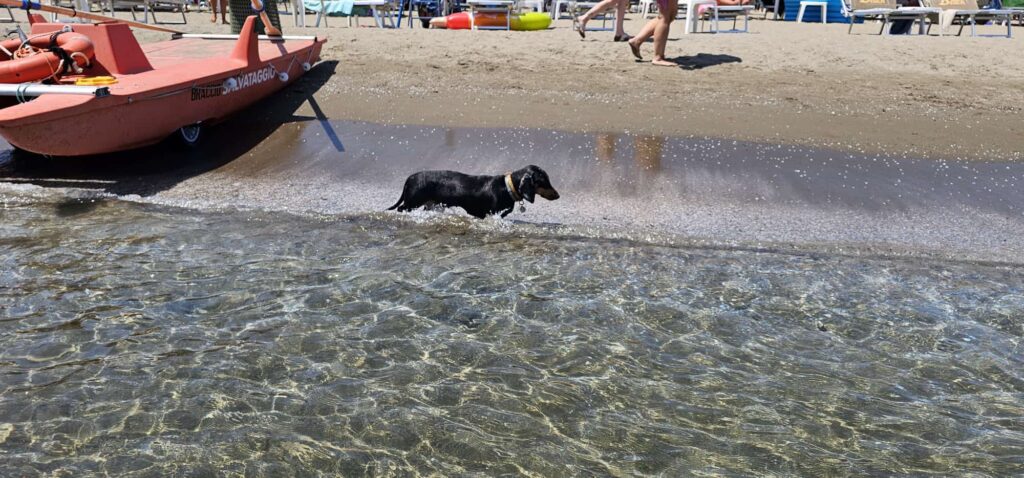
[387,165,560,219]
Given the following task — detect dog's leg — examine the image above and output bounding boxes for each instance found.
[499,207,513,218]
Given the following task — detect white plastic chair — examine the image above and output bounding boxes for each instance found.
[680,0,716,33]
[638,0,656,17]
[796,0,827,22]
[642,0,720,32]
[552,0,572,17]
[520,0,543,11]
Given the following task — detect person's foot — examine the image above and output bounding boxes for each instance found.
[627,38,642,60]
[613,33,632,42]
[577,21,587,39]
[211,15,217,22]
[651,58,675,66]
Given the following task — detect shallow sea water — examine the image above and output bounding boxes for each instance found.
[2,191,1023,476]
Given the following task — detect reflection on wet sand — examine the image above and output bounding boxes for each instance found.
[595,132,616,165]
[591,132,664,175]
[633,135,664,174]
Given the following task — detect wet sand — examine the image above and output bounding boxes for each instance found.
[4,117,1023,264]
[2,11,1023,263]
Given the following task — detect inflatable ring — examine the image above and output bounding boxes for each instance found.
[0,32,95,83]
[429,12,552,31]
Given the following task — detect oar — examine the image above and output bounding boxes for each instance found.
[0,0,184,34]
[249,0,282,36]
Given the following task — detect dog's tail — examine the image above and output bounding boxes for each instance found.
[386,191,405,211]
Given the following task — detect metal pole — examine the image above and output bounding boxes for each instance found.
[0,84,109,97]
[174,33,318,40]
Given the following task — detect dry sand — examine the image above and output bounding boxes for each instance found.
[121,9,1024,161]
[6,9,1016,159]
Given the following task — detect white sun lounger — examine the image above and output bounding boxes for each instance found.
[842,0,937,34]
[466,0,516,29]
[920,0,1013,37]
[292,0,396,27]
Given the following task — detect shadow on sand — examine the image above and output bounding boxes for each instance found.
[668,53,742,70]
[0,60,339,197]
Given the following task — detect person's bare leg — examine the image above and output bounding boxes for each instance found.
[219,0,228,23]
[651,4,676,66]
[627,18,657,59]
[210,0,218,22]
[578,0,619,37]
[614,0,628,38]
[627,14,663,60]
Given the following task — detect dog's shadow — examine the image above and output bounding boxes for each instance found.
[668,53,742,70]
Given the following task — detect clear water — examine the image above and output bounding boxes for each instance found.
[2,192,1022,476]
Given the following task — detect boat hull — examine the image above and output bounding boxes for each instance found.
[0,19,325,157]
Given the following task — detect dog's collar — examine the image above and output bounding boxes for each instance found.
[504,173,522,202]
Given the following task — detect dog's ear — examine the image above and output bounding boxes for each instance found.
[519,174,536,203]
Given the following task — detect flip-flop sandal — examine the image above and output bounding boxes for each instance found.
[628,41,642,60]
[613,34,633,42]
[577,27,586,39]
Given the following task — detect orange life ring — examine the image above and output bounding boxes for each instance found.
[0,32,94,84]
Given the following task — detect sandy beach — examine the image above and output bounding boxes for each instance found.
[125,9,1024,161]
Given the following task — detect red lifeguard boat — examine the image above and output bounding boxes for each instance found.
[0,11,325,156]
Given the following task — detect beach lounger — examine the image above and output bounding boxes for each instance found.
[756,0,781,18]
[920,0,1013,37]
[114,0,189,24]
[678,0,718,33]
[293,0,397,27]
[697,3,754,32]
[466,0,517,29]
[87,0,189,24]
[570,0,615,31]
[841,0,936,34]
[1010,7,1024,26]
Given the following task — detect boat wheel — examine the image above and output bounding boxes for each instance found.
[178,123,202,147]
